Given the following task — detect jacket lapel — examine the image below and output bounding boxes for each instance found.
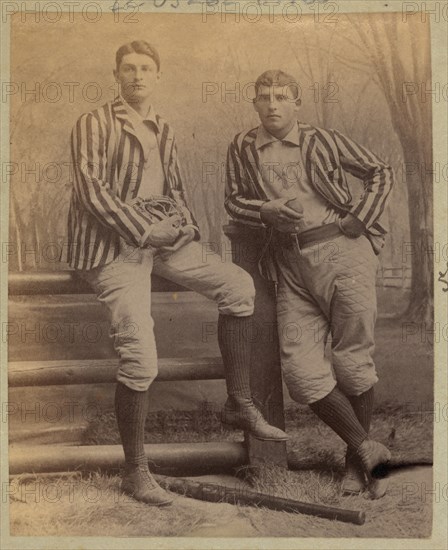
[112,98,171,196]
[156,116,174,182]
[112,97,139,140]
[244,138,268,200]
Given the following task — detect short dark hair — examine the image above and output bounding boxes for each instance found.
[115,41,161,71]
[254,69,300,100]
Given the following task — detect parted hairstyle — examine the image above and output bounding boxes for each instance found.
[254,69,300,100]
[115,41,161,72]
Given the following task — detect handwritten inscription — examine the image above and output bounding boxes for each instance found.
[109,0,331,14]
[438,262,448,293]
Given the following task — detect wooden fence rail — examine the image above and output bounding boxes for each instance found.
[8,223,288,474]
[8,270,186,295]
[8,357,224,387]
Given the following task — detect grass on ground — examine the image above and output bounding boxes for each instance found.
[81,402,433,466]
[9,404,433,538]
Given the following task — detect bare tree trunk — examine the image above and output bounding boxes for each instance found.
[342,14,433,323]
[401,142,434,324]
[9,197,22,272]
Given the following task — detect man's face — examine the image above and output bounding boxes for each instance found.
[114,52,161,104]
[253,84,301,137]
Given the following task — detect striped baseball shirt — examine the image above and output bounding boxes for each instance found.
[225,121,394,280]
[66,97,199,270]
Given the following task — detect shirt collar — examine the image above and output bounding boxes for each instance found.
[119,95,160,131]
[255,122,301,150]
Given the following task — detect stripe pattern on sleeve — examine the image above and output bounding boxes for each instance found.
[224,121,395,280]
[66,98,199,270]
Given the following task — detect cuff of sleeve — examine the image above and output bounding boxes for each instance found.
[184,224,200,241]
[347,206,369,229]
[339,213,366,238]
[140,226,153,248]
[259,201,271,228]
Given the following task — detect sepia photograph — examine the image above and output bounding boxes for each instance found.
[1,1,446,548]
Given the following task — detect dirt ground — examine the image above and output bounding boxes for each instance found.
[8,465,434,539]
[6,291,439,543]
[7,404,436,540]
[183,466,434,538]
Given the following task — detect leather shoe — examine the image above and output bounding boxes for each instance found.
[341,448,366,496]
[355,439,391,499]
[121,464,173,506]
[221,397,289,441]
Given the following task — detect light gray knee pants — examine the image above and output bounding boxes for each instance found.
[80,240,255,391]
[275,234,379,404]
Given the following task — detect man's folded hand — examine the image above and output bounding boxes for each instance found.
[260,198,304,233]
[143,215,182,248]
[158,225,196,260]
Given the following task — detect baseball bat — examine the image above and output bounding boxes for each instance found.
[156,475,366,525]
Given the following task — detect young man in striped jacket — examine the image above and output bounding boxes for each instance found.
[66,43,288,506]
[225,70,395,499]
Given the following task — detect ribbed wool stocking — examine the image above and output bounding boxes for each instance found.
[348,387,375,433]
[115,382,149,466]
[217,314,253,400]
[309,386,367,450]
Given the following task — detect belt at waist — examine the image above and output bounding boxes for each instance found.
[274,222,343,250]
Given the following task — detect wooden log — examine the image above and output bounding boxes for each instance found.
[224,223,288,468]
[8,271,187,296]
[8,356,224,387]
[8,442,247,475]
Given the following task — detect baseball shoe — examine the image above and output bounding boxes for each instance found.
[121,464,173,506]
[355,439,391,499]
[221,397,289,441]
[341,449,367,496]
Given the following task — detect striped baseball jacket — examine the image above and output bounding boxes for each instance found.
[225,121,394,281]
[66,97,199,270]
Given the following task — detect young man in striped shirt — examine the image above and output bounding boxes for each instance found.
[67,43,288,506]
[225,70,395,499]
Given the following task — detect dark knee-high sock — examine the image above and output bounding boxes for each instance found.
[348,387,375,433]
[218,314,252,400]
[309,387,367,450]
[115,382,149,466]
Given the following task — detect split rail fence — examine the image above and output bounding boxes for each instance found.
[8,224,288,476]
